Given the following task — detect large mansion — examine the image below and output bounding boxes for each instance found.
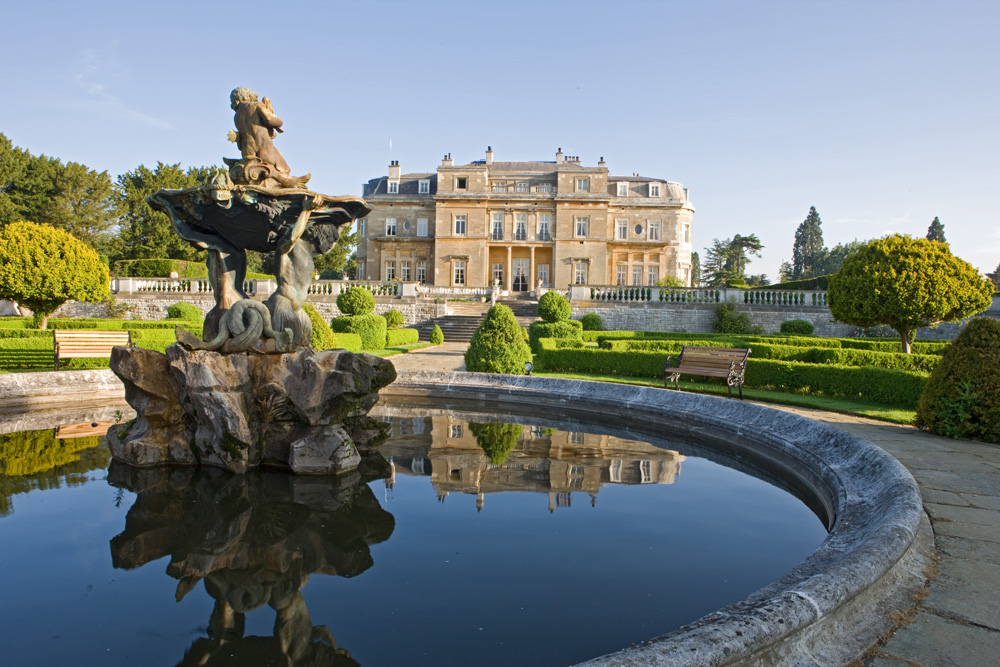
[356,148,694,291]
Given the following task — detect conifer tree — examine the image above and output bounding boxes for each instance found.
[926,216,947,243]
[791,206,825,280]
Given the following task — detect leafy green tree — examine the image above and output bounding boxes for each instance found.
[656,276,686,287]
[0,134,36,226]
[745,273,770,287]
[464,304,533,374]
[828,234,993,353]
[791,206,825,279]
[0,221,109,329]
[689,251,700,287]
[926,216,947,243]
[815,239,866,275]
[537,291,571,322]
[778,261,794,283]
[988,261,1000,292]
[109,162,214,262]
[314,223,361,278]
[702,235,764,286]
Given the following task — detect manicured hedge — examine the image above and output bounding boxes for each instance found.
[767,275,832,290]
[386,328,419,346]
[528,320,583,353]
[0,317,31,329]
[331,332,363,353]
[166,302,203,320]
[330,313,386,350]
[839,339,949,355]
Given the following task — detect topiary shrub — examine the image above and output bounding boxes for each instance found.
[386,328,419,347]
[330,332,363,353]
[464,304,533,374]
[384,309,404,329]
[331,313,386,350]
[166,302,203,320]
[528,320,584,354]
[537,291,571,322]
[429,324,444,344]
[336,286,375,316]
[712,299,763,335]
[780,319,815,336]
[302,303,337,350]
[469,421,523,465]
[915,318,1000,442]
[580,312,603,331]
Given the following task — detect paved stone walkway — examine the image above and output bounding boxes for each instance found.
[389,344,1000,666]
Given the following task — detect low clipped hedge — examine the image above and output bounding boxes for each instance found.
[330,313,386,350]
[386,328,419,347]
[331,332,363,353]
[0,317,31,329]
[528,320,583,354]
[166,302,203,320]
[839,339,949,355]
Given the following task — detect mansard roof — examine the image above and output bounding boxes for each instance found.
[364,173,436,196]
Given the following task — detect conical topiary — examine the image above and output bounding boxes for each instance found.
[429,324,444,344]
[915,317,1000,442]
[464,304,533,374]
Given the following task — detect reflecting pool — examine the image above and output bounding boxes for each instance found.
[0,410,827,667]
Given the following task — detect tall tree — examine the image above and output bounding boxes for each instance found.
[926,216,947,243]
[813,239,867,276]
[778,261,794,282]
[313,222,361,278]
[0,133,32,225]
[109,162,214,263]
[729,234,764,278]
[702,235,763,286]
[689,251,700,287]
[791,206,825,279]
[988,261,1000,292]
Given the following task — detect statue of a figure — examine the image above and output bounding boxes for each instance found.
[225,87,310,190]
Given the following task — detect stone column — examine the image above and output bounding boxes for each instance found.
[505,246,512,291]
[395,249,402,281]
[529,246,536,288]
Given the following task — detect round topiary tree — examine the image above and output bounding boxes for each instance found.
[336,286,375,316]
[0,221,109,329]
[780,319,815,335]
[464,304,533,374]
[384,309,404,329]
[469,421,523,465]
[915,317,1000,442]
[537,291,571,323]
[302,302,337,350]
[580,312,603,331]
[429,324,444,345]
[165,302,204,321]
[828,234,993,353]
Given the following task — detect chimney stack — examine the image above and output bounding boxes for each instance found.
[485,146,494,165]
[442,153,453,167]
[388,160,400,181]
[556,147,564,163]
[598,156,606,168]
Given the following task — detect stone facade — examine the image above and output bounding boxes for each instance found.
[357,148,695,292]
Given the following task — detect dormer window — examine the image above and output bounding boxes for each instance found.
[419,179,430,194]
[649,183,661,197]
[388,180,399,194]
[576,177,590,192]
[456,176,468,189]
[617,182,629,197]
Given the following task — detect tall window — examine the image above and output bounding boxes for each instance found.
[616,265,627,285]
[574,263,587,285]
[632,266,642,286]
[385,261,395,281]
[515,213,527,240]
[385,218,397,236]
[647,220,661,241]
[417,218,428,237]
[416,261,427,284]
[537,213,551,241]
[515,182,529,193]
[615,219,628,240]
[454,215,466,235]
[453,260,466,285]
[649,183,661,197]
[576,177,590,192]
[419,179,430,194]
[537,264,549,287]
[492,263,504,285]
[492,181,506,193]
[537,183,553,193]
[491,212,504,240]
[617,182,629,196]
[575,216,589,237]
[648,266,659,286]
[683,223,690,244]
[401,261,411,282]
[388,180,399,194]
[456,177,468,189]
[358,218,366,237]
[358,260,365,279]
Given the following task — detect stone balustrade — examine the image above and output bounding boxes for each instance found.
[572,285,829,307]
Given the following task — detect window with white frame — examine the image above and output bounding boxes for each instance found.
[576,177,590,192]
[358,218,366,237]
[417,218,428,237]
[570,431,585,444]
[617,182,629,197]
[451,424,463,438]
[648,266,659,285]
[491,212,504,240]
[492,181,506,193]
[416,261,427,283]
[537,183,553,193]
[419,179,430,194]
[616,265,627,285]
[537,213,551,240]
[385,217,397,236]
[537,264,549,286]
[454,260,466,285]
[647,220,661,241]
[684,223,690,244]
[388,180,399,194]
[385,261,395,281]
[615,219,628,241]
[514,213,527,240]
[574,262,587,284]
[632,265,642,285]
[454,215,466,235]
[401,261,411,281]
[358,260,365,279]
[515,182,529,193]
[492,263,504,284]
[575,216,589,237]
[649,183,661,197]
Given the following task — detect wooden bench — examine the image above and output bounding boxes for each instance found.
[663,345,751,399]
[53,330,133,370]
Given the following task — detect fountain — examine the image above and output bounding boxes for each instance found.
[107,88,396,474]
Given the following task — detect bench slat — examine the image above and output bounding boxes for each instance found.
[664,344,751,399]
[54,330,132,370]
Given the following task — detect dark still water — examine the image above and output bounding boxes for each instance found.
[0,412,827,667]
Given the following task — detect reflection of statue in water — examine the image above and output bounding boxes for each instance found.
[225,87,310,190]
[108,462,394,666]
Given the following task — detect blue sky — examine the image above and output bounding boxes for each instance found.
[3,0,998,280]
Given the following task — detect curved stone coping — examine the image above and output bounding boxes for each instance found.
[384,370,929,666]
[0,369,124,410]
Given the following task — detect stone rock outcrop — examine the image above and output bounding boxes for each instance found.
[107,344,396,474]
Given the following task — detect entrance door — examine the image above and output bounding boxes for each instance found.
[512,258,529,291]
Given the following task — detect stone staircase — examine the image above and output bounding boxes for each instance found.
[415,297,539,343]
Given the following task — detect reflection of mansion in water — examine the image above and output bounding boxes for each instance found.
[378,415,685,511]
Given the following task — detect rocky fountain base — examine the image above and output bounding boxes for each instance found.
[108,345,396,474]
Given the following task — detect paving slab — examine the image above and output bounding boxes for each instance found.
[923,557,1000,630]
[875,612,1000,666]
[935,535,1000,565]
